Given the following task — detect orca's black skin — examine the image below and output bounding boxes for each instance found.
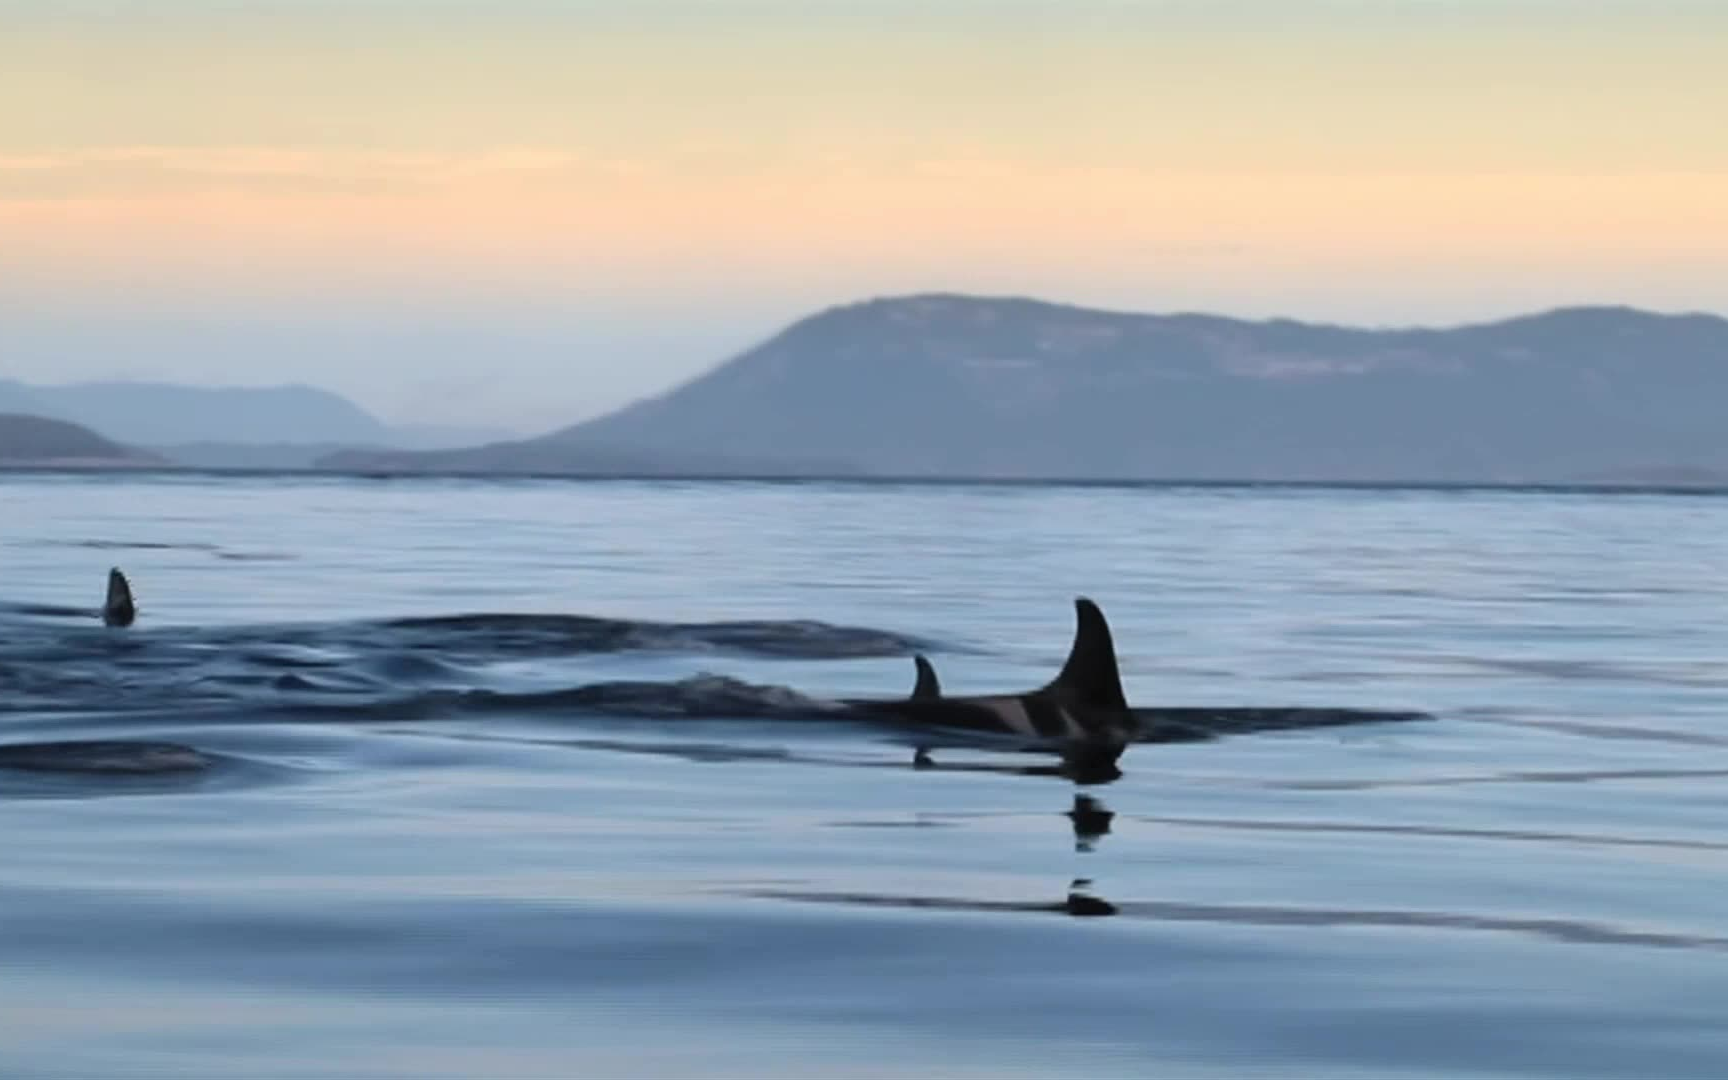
[102,567,136,628]
[843,597,1138,775]
[911,655,941,700]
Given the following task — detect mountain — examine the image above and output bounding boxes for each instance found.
[386,424,520,451]
[0,413,165,467]
[315,294,1728,484]
[316,436,859,478]
[149,441,382,470]
[0,380,515,466]
[0,379,385,446]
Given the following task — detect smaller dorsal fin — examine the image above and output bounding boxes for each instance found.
[103,567,136,628]
[911,654,942,699]
[1042,597,1126,711]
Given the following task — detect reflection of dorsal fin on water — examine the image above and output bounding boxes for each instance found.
[1040,597,1127,711]
[910,655,942,699]
[1067,793,1114,850]
[103,567,136,628]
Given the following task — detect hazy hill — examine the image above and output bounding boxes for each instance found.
[0,379,385,446]
[317,294,1728,484]
[317,435,860,478]
[0,413,165,467]
[0,379,512,466]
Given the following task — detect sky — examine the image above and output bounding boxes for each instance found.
[3,0,1726,434]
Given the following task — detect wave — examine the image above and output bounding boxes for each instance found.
[8,538,293,561]
[0,737,297,801]
[1137,705,1430,743]
[0,739,213,775]
[733,887,1728,951]
[377,611,932,660]
[0,606,935,717]
[246,673,851,724]
[0,601,97,620]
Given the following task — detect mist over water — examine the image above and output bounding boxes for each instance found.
[5,473,1728,1078]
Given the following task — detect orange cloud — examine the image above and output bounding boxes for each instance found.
[3,150,1723,310]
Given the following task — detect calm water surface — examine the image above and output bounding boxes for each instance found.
[5,474,1728,1078]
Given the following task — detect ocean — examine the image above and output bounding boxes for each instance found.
[4,472,1728,1078]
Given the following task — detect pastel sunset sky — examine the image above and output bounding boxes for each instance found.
[4,0,1725,431]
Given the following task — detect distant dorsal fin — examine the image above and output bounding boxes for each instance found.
[103,567,136,628]
[1042,597,1126,711]
[911,654,941,699]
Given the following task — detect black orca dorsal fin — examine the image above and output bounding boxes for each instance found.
[911,654,942,699]
[103,567,136,628]
[1042,597,1126,711]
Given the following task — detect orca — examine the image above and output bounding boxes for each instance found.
[102,567,136,628]
[844,597,1139,778]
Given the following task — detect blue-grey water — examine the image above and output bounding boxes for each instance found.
[5,473,1728,1079]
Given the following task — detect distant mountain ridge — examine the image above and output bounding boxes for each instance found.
[319,294,1728,484]
[0,413,164,467]
[0,379,383,446]
[0,379,513,466]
